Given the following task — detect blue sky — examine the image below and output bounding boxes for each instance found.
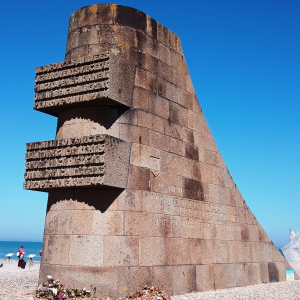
[0,0,299,247]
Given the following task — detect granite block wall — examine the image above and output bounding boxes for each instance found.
[24,4,298,298]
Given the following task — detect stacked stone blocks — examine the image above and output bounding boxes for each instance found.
[24,4,296,298]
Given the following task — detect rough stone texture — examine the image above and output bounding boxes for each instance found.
[34,51,135,116]
[24,134,131,190]
[24,4,298,299]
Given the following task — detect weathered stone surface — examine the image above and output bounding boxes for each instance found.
[24,4,297,299]
[34,51,135,116]
[24,134,130,190]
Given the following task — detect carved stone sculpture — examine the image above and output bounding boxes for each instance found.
[282,229,300,277]
[24,4,297,298]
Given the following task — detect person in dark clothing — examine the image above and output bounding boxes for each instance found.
[17,246,25,267]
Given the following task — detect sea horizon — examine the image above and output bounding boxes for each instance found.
[0,240,43,261]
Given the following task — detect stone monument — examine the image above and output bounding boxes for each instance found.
[24,4,297,297]
[282,229,300,277]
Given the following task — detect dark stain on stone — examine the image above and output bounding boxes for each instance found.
[185,144,199,161]
[169,102,180,125]
[241,226,249,241]
[160,25,169,46]
[188,266,197,292]
[116,6,147,33]
[150,18,157,39]
[268,262,279,283]
[136,31,158,56]
[186,129,194,144]
[136,31,147,51]
[98,5,113,24]
[130,167,151,191]
[183,178,203,201]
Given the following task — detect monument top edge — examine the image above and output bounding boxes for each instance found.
[70,4,145,17]
[68,3,179,39]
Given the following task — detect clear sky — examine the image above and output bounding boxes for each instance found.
[0,0,299,247]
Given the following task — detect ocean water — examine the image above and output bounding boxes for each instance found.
[0,241,43,261]
[278,248,285,258]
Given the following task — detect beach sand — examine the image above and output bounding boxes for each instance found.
[0,270,38,300]
[172,281,300,300]
[1,262,300,300]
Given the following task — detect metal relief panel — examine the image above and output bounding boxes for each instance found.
[24,134,130,191]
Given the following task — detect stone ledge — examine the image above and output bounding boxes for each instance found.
[24,134,131,191]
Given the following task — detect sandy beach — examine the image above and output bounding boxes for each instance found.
[0,268,38,300]
[172,281,300,300]
[1,261,300,300]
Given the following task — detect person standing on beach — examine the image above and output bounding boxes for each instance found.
[17,246,25,267]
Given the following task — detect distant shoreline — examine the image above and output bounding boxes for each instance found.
[0,241,42,261]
